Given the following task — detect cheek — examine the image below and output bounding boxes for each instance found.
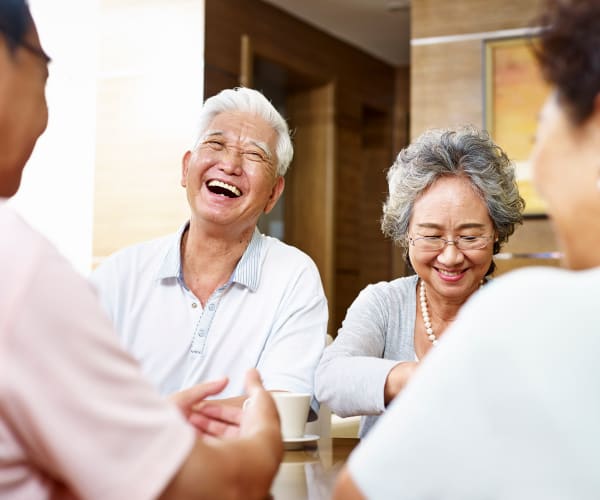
[407,248,433,270]
[477,250,494,269]
[529,103,571,203]
[530,139,552,195]
[188,156,212,178]
[249,170,276,194]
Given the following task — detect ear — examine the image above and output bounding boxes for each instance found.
[181,150,192,187]
[263,176,285,214]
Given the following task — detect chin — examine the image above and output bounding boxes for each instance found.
[0,177,21,198]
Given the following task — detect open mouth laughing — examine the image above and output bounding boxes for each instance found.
[207,179,242,198]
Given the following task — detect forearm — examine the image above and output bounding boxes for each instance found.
[383,361,417,405]
[315,356,398,416]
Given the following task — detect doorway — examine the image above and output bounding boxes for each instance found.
[243,46,337,330]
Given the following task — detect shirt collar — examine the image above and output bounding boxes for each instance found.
[155,222,264,292]
[231,228,263,292]
[155,221,189,281]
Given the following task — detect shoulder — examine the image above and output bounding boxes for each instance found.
[0,206,58,281]
[92,232,177,275]
[261,235,321,273]
[359,275,418,303]
[448,265,600,357]
[468,266,588,315]
[343,275,417,321]
[262,235,313,260]
[0,205,46,255]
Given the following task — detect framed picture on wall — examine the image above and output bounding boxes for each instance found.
[484,36,552,216]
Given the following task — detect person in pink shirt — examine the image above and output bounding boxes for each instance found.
[0,2,282,499]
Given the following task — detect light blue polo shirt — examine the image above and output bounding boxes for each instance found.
[91,223,328,400]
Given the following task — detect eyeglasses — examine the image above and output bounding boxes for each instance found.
[408,235,493,252]
[0,29,51,65]
[199,138,274,168]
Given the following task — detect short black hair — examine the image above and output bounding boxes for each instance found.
[535,0,600,124]
[0,0,34,56]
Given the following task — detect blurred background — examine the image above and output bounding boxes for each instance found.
[13,0,556,334]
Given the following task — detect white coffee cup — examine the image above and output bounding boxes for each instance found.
[272,392,311,440]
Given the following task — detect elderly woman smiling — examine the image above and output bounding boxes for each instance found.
[334,1,600,498]
[315,126,524,436]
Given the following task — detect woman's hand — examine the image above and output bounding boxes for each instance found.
[383,361,418,405]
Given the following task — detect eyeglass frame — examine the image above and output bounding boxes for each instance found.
[407,234,494,252]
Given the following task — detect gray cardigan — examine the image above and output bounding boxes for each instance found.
[315,275,419,437]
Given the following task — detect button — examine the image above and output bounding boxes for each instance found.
[191,302,198,308]
[208,303,216,311]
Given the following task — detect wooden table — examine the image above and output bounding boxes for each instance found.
[270,437,360,499]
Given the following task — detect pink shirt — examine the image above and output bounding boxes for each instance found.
[0,203,195,499]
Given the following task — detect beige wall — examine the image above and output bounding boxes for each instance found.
[411,0,543,138]
[94,0,204,265]
[410,0,559,273]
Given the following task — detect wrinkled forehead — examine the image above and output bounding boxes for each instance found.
[206,111,275,141]
[201,111,277,153]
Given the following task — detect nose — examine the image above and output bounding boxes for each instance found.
[436,242,465,267]
[219,147,243,175]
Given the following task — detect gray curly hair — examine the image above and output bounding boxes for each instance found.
[381,126,524,274]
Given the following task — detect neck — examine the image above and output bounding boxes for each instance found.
[181,222,254,303]
[419,278,482,326]
[422,290,462,323]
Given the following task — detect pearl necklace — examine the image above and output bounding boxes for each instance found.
[419,278,484,345]
[419,280,438,345]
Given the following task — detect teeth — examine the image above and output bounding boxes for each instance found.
[207,180,241,197]
[439,269,461,276]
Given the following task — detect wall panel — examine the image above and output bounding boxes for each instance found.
[411,41,482,139]
[412,0,543,38]
[94,0,204,264]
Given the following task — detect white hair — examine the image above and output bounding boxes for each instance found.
[194,87,294,176]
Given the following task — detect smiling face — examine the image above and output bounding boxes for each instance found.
[181,110,284,237]
[0,23,49,197]
[408,175,495,304]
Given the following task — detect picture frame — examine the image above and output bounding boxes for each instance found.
[483,36,552,217]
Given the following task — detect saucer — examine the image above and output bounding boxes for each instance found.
[283,434,319,450]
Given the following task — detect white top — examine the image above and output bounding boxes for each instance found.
[91,223,328,399]
[348,265,600,499]
[0,201,194,500]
